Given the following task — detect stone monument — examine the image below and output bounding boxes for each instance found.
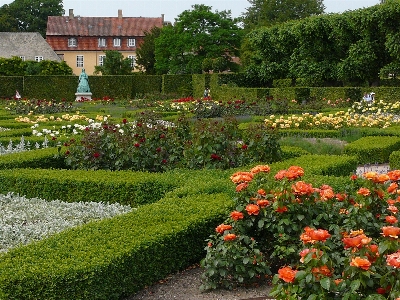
[75,68,92,101]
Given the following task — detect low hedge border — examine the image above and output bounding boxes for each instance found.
[0,147,65,169]
[344,136,400,164]
[0,154,359,299]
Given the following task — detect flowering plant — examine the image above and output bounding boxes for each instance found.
[5,98,74,115]
[201,165,400,299]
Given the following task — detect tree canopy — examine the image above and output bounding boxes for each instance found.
[240,0,399,87]
[135,26,162,75]
[242,0,325,29]
[94,51,133,75]
[0,0,64,37]
[0,57,72,76]
[154,4,243,74]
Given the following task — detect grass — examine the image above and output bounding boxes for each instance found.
[278,136,346,155]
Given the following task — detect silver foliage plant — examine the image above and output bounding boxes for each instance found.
[0,192,133,253]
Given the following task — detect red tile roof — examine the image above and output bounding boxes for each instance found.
[46,16,163,37]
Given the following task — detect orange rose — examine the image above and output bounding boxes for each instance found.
[257,199,270,207]
[363,171,378,180]
[388,205,399,214]
[350,257,371,270]
[245,204,260,216]
[388,170,400,181]
[257,189,266,196]
[274,170,287,181]
[375,189,385,199]
[292,181,314,196]
[387,251,400,268]
[230,211,244,221]
[312,265,333,280]
[275,206,288,213]
[342,233,371,250]
[230,171,253,184]
[388,183,399,194]
[299,248,322,263]
[215,224,232,234]
[334,279,343,285]
[250,165,270,174]
[278,266,297,283]
[236,182,248,192]
[366,244,379,263]
[373,174,390,183]
[288,165,304,176]
[300,227,331,244]
[357,187,370,196]
[385,215,398,224]
[382,226,400,238]
[223,233,237,241]
[319,188,335,201]
[336,193,347,201]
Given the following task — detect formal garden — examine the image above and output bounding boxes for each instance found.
[1,83,400,299]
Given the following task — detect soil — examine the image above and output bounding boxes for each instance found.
[126,264,274,300]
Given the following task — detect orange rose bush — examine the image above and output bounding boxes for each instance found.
[201,165,400,299]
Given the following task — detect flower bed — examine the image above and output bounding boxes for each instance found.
[202,165,400,299]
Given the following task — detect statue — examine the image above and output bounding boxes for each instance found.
[77,68,90,93]
[75,68,92,101]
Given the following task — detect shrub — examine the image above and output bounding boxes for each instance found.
[201,164,400,299]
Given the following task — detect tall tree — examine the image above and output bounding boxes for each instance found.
[0,0,63,37]
[135,26,162,74]
[94,50,133,75]
[154,4,243,74]
[243,0,325,29]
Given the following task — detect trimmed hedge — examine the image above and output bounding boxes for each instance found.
[0,147,65,169]
[389,150,400,170]
[344,136,400,164]
[0,192,233,300]
[0,76,24,99]
[0,168,181,207]
[0,153,360,299]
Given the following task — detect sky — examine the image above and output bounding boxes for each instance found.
[0,0,382,22]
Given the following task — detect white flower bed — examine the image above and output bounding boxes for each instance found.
[0,192,133,253]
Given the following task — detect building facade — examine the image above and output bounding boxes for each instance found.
[46,9,165,75]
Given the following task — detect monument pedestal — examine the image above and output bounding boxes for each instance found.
[75,92,92,101]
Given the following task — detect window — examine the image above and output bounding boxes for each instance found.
[76,55,84,67]
[128,55,135,68]
[19,56,25,61]
[113,38,121,47]
[99,55,106,66]
[128,38,136,47]
[68,38,77,47]
[35,56,43,62]
[98,38,106,47]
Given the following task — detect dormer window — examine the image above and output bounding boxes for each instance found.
[68,38,77,47]
[98,38,106,47]
[128,38,136,47]
[113,38,121,47]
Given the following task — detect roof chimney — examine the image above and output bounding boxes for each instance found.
[118,9,122,19]
[69,9,74,20]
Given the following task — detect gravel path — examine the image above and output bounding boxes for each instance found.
[126,264,273,300]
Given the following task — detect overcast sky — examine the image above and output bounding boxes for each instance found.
[0,0,381,22]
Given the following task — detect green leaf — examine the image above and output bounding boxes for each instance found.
[320,277,331,291]
[258,219,265,228]
[350,279,360,292]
